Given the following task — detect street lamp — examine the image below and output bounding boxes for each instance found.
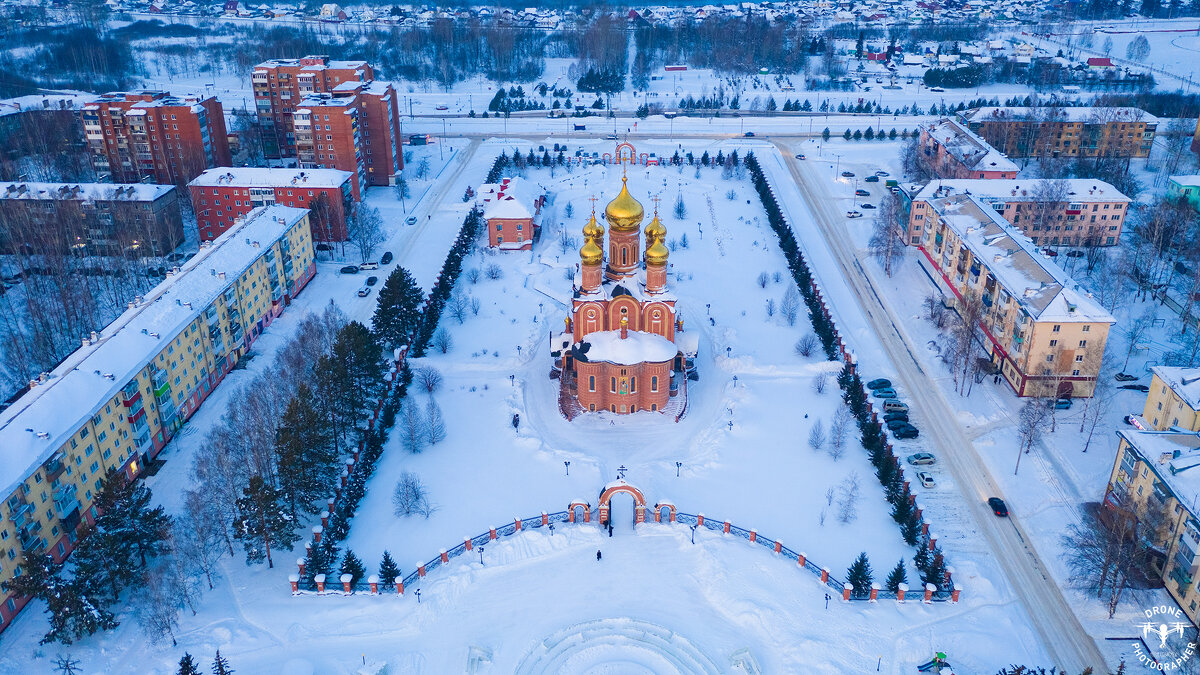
[564,461,571,476]
[415,589,422,604]
[690,524,696,544]
[675,461,681,477]
[479,546,484,565]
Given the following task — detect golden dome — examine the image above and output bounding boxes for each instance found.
[582,212,604,240]
[580,234,603,265]
[644,212,666,242]
[645,237,669,266]
[605,176,644,232]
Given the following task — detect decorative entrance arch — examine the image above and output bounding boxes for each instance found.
[614,142,637,165]
[598,480,646,525]
[568,500,591,523]
[654,501,676,523]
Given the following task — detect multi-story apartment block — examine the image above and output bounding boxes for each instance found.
[1144,367,1200,431]
[0,205,314,632]
[293,80,402,196]
[0,182,184,256]
[1104,429,1200,624]
[80,91,231,186]
[961,107,1157,159]
[1167,176,1200,211]
[252,56,373,159]
[915,193,1114,397]
[189,168,354,241]
[906,179,1129,247]
[917,119,1019,179]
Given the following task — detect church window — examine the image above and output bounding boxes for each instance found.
[631,406,636,412]
[621,248,627,265]
[651,376,658,392]
[611,377,616,393]
[651,404,657,411]
[611,405,616,412]
[589,376,595,392]
[631,377,637,392]
[590,404,596,412]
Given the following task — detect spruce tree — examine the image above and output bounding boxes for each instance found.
[822,127,831,141]
[340,549,366,586]
[304,541,333,585]
[3,550,117,644]
[901,512,922,546]
[845,552,874,598]
[234,476,298,568]
[885,559,908,593]
[276,384,337,517]
[922,549,947,589]
[211,649,234,675]
[379,550,402,582]
[178,653,201,675]
[842,128,852,140]
[372,266,424,349]
[333,321,385,429]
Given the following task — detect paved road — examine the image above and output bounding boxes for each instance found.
[772,140,1109,674]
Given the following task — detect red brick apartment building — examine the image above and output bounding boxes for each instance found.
[917,119,1019,179]
[293,80,403,196]
[81,91,231,186]
[252,55,372,158]
[189,168,354,241]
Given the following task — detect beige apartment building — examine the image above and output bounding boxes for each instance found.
[917,119,1019,180]
[961,106,1157,159]
[0,205,315,633]
[916,193,1114,397]
[1143,367,1200,431]
[906,179,1129,247]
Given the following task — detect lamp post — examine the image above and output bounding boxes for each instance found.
[564,461,571,476]
[415,589,422,604]
[690,524,696,544]
[675,461,681,477]
[479,546,484,565]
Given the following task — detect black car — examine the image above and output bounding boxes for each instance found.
[864,175,880,183]
[892,424,919,439]
[855,189,870,196]
[861,203,876,209]
[1120,384,1150,392]
[883,411,908,423]
[886,418,912,431]
[841,171,855,178]
[380,251,394,265]
[340,265,359,274]
[987,497,1008,517]
[366,276,379,286]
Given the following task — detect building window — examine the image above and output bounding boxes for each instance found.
[1072,369,1081,376]
[1075,355,1084,362]
[651,376,658,392]
[588,376,595,392]
[631,377,636,393]
[1049,339,1058,347]
[611,377,616,393]
[1046,355,1054,362]
[1052,325,1061,332]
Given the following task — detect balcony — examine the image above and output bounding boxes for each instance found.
[1171,564,1194,591]
[44,453,67,481]
[8,501,34,527]
[153,380,171,399]
[53,485,80,521]
[18,523,42,551]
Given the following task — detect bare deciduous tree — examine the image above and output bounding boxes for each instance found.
[867,191,906,276]
[392,471,433,518]
[1014,399,1051,474]
[829,407,853,461]
[794,333,819,358]
[781,287,800,326]
[808,419,826,451]
[432,327,453,354]
[812,371,829,395]
[837,472,861,524]
[415,366,443,394]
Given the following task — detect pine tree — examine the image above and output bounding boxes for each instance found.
[304,541,334,585]
[340,549,366,586]
[845,552,874,598]
[842,128,852,140]
[853,129,863,141]
[234,476,298,568]
[178,653,201,675]
[332,321,385,430]
[822,127,831,141]
[211,649,234,675]
[372,267,424,349]
[922,549,947,589]
[3,550,117,644]
[276,384,337,517]
[885,559,908,593]
[379,550,402,583]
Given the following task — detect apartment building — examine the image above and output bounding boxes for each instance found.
[915,193,1114,397]
[1167,175,1200,211]
[293,80,402,195]
[1144,367,1200,431]
[917,119,1019,179]
[906,179,1129,247]
[189,167,354,241]
[1104,429,1200,624]
[0,182,184,256]
[80,91,231,186]
[961,106,1157,159]
[252,56,373,158]
[0,205,315,632]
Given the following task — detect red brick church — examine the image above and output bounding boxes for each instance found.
[552,152,698,417]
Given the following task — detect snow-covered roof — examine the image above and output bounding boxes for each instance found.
[927,194,1113,324]
[915,179,1129,204]
[675,331,699,358]
[0,206,308,502]
[923,119,1018,174]
[1151,367,1200,411]
[0,182,174,202]
[963,106,1159,125]
[256,57,368,71]
[189,168,352,189]
[1119,429,1200,510]
[578,329,677,365]
[480,177,543,220]
[1170,175,1200,189]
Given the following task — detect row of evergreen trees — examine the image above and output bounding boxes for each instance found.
[176,650,233,675]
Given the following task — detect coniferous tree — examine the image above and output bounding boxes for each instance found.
[275,384,336,517]
[845,552,874,598]
[234,476,297,568]
[178,653,201,675]
[885,559,908,593]
[340,549,366,586]
[379,550,402,583]
[304,540,334,585]
[211,650,234,675]
[3,550,117,644]
[372,266,424,349]
[822,127,831,141]
[922,549,948,589]
[333,321,385,430]
[843,128,852,140]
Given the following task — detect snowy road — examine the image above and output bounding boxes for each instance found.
[772,141,1109,673]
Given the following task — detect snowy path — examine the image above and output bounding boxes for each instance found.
[773,141,1108,673]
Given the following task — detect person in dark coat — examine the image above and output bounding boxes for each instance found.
[596,550,602,561]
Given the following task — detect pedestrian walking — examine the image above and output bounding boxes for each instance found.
[596,550,602,561]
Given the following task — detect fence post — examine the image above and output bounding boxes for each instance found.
[490,526,497,540]
[515,517,522,532]
[340,573,353,593]
[368,575,379,594]
[297,558,306,578]
[697,513,704,527]
[797,551,806,567]
[464,536,473,551]
[748,529,757,543]
[395,576,404,595]
[440,549,449,564]
[315,574,326,593]
[928,532,938,551]
[869,583,879,603]
[417,562,426,578]
[842,583,852,602]
[723,520,731,534]
[773,540,782,554]
[897,583,907,604]
[320,511,329,528]
[923,583,935,604]
[312,525,322,544]
[820,568,829,583]
[951,586,961,603]
[288,574,299,594]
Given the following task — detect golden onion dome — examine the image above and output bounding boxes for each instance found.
[605,176,644,232]
[582,212,604,240]
[644,212,666,242]
[580,234,603,265]
[645,237,669,266]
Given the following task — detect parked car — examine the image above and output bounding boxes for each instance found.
[883,400,909,414]
[861,203,876,209]
[875,170,890,177]
[883,411,908,423]
[1041,248,1059,257]
[340,265,359,274]
[893,424,919,439]
[1114,372,1139,381]
[916,471,936,488]
[366,276,379,286]
[886,418,911,431]
[435,104,449,111]
[930,86,945,92]
[1124,414,1147,430]
[605,134,618,140]
[356,286,372,297]
[841,171,855,178]
[380,251,394,265]
[1053,398,1072,409]
[855,189,871,196]
[872,388,898,399]
[866,378,892,389]
[406,216,418,226]
[743,131,755,137]
[1066,250,1084,258]
[864,175,880,183]
[795,153,806,160]
[906,452,936,466]
[359,262,379,271]
[987,497,1008,517]
[1120,384,1150,392]
[846,210,863,219]
[316,243,334,252]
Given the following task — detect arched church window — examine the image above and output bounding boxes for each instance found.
[651,376,658,392]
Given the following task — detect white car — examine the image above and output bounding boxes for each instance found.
[846,210,863,219]
[358,262,379,271]
[906,452,936,466]
[917,471,936,488]
[356,286,372,298]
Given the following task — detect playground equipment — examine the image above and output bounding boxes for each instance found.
[917,652,952,673]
